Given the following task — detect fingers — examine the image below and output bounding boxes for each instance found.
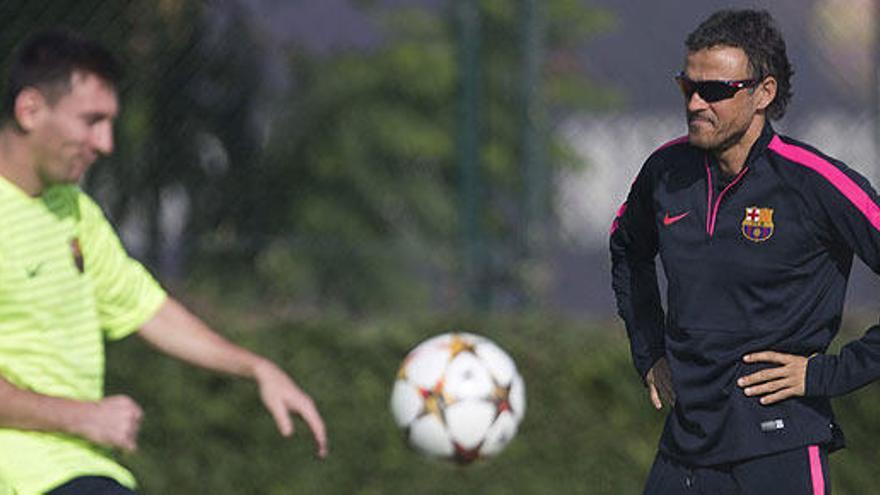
[268,393,328,458]
[646,358,675,410]
[648,380,675,410]
[123,409,142,453]
[648,382,662,410]
[739,370,801,405]
[80,395,143,452]
[737,366,788,388]
[267,399,294,438]
[256,364,329,458]
[655,364,675,406]
[743,351,792,365]
[120,424,139,453]
[738,352,808,405]
[658,379,676,406]
[755,388,798,405]
[113,397,142,453]
[291,397,328,458]
[742,377,794,401]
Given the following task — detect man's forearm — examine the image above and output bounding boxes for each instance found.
[0,378,144,451]
[137,297,327,455]
[138,297,267,379]
[0,377,91,435]
[806,322,880,397]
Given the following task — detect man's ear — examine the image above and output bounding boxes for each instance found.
[754,76,777,112]
[13,88,48,132]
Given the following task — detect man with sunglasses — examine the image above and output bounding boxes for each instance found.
[611,9,880,494]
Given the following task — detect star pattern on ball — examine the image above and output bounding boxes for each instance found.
[491,381,513,419]
[453,441,483,465]
[447,334,477,358]
[390,332,525,464]
[417,379,449,424]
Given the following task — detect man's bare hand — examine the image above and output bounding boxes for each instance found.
[254,360,328,459]
[737,351,808,405]
[72,395,143,453]
[646,357,675,410]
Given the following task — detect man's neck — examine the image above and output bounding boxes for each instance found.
[0,127,43,197]
[714,116,766,177]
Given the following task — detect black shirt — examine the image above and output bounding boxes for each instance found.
[610,123,880,465]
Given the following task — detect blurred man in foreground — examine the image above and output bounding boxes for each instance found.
[611,9,880,494]
[0,30,327,494]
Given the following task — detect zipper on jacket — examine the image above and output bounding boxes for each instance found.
[704,154,749,236]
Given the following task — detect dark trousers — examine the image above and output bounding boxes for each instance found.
[644,445,830,495]
[45,476,138,495]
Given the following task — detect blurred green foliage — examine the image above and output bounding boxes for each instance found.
[254,8,459,313]
[250,2,618,313]
[106,305,880,494]
[1,0,268,269]
[1,0,619,314]
[5,2,880,493]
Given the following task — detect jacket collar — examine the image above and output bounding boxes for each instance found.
[704,120,776,176]
[742,121,776,170]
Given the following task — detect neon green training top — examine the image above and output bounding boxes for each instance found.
[0,177,167,495]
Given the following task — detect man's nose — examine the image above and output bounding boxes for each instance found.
[91,122,114,155]
[686,91,710,112]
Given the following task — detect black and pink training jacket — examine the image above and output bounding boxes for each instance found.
[610,123,880,465]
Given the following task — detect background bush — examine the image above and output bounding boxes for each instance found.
[106,296,880,494]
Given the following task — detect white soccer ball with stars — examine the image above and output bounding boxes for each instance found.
[390,332,526,464]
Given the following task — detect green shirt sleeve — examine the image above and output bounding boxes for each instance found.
[77,193,167,340]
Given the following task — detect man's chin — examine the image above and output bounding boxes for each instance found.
[687,132,716,150]
[62,173,83,184]
[68,165,91,183]
[49,174,84,187]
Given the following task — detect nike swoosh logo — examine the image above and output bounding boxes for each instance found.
[663,211,690,226]
[26,262,44,278]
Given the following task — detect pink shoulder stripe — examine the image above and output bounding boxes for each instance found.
[769,135,880,231]
[609,136,688,237]
[609,202,627,235]
[655,135,688,152]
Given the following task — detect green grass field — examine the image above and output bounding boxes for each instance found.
[106,305,880,494]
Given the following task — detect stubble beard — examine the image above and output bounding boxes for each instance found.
[687,117,748,155]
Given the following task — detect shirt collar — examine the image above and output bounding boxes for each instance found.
[743,121,776,170]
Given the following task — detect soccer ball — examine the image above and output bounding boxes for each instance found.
[390,332,526,464]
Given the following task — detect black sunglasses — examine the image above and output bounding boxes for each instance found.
[675,72,759,103]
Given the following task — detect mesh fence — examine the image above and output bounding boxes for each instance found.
[1,0,878,315]
[560,0,880,314]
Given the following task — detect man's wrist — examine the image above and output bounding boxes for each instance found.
[803,353,828,397]
[250,356,280,382]
[54,398,95,437]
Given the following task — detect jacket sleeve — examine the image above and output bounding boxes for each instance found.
[803,162,880,397]
[610,162,666,381]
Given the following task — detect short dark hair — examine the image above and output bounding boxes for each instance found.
[2,29,123,122]
[685,9,793,120]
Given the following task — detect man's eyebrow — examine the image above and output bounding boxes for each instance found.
[80,111,115,121]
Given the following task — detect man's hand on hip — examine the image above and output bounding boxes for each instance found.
[646,357,676,410]
[737,351,808,405]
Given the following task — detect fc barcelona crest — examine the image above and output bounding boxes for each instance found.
[70,237,84,273]
[741,206,774,242]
